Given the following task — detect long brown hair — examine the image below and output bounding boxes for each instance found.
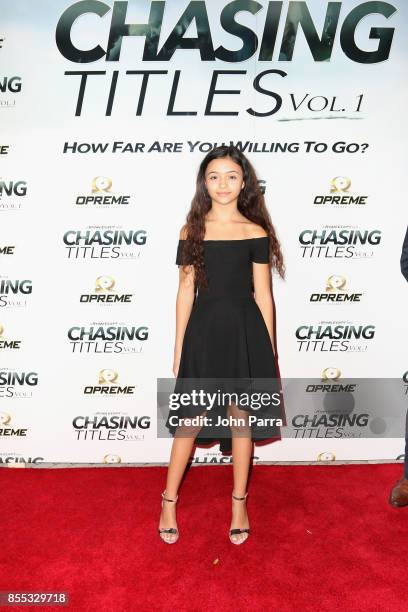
[179,145,285,288]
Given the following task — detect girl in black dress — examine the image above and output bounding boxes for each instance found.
[158,145,285,545]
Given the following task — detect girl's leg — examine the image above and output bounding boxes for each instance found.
[159,419,203,543]
[228,403,252,544]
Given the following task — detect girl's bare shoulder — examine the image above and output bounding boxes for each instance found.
[245,222,268,239]
[179,224,188,240]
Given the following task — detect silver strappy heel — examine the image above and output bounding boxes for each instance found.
[158,491,179,544]
[229,492,250,545]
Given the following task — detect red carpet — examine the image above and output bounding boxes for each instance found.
[0,464,407,611]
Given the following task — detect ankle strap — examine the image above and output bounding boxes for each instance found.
[162,490,178,503]
[232,492,248,501]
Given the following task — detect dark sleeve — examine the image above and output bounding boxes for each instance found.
[251,237,269,263]
[175,240,183,265]
[176,240,193,265]
[401,226,408,282]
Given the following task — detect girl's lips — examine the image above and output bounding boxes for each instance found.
[217,192,230,195]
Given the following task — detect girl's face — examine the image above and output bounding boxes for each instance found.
[204,156,244,206]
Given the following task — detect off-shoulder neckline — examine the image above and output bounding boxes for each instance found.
[178,236,268,243]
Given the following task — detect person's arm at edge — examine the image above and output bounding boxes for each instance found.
[401,225,408,282]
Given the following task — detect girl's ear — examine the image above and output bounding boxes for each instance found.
[241,182,245,189]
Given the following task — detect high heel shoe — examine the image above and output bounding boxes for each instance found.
[158,491,179,544]
[229,492,250,545]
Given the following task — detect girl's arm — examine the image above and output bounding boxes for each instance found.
[252,263,277,357]
[173,228,195,377]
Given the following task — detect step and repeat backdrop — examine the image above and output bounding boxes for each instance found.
[1,0,408,465]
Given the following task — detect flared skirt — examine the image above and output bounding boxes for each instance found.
[166,295,284,453]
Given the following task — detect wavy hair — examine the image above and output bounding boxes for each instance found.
[179,145,285,288]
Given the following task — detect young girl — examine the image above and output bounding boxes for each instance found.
[159,145,285,545]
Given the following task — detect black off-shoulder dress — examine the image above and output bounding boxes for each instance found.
[166,237,283,454]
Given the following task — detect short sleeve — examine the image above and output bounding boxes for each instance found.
[175,240,193,265]
[251,237,269,263]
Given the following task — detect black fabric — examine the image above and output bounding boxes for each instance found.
[405,408,408,479]
[401,227,408,476]
[250,236,269,263]
[176,236,269,266]
[168,237,283,454]
[401,225,408,282]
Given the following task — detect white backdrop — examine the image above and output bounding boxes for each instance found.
[1,0,407,464]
